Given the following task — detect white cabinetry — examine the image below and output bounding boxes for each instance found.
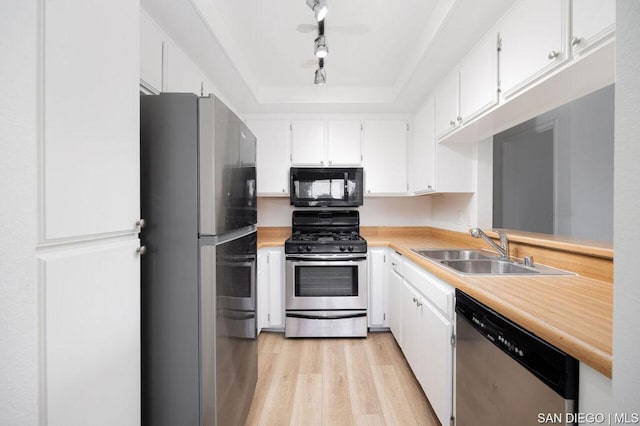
[39,240,141,426]
[399,260,454,426]
[257,248,285,330]
[291,120,363,166]
[579,363,613,423]
[363,120,408,195]
[246,120,291,195]
[165,43,205,95]
[368,248,388,328]
[291,120,326,166]
[460,32,499,124]
[387,252,404,343]
[571,0,615,56]
[412,97,474,194]
[499,0,568,98]
[411,96,436,193]
[434,71,461,139]
[44,0,139,240]
[327,120,363,165]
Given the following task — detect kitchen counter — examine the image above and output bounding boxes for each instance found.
[257,226,613,377]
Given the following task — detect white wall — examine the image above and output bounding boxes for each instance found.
[0,1,39,424]
[613,0,640,415]
[257,197,431,227]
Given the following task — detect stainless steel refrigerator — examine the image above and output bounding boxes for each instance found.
[140,93,257,426]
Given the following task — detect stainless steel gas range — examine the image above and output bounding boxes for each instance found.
[284,210,368,338]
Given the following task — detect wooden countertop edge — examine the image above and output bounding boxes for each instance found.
[256,228,613,377]
[375,240,613,378]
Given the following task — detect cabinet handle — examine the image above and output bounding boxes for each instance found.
[571,36,582,47]
[391,262,397,267]
[427,185,433,191]
[136,218,146,229]
[367,189,371,193]
[548,50,560,60]
[449,120,456,126]
[136,246,147,256]
[282,188,285,193]
[328,160,332,165]
[457,116,462,122]
[321,160,325,165]
[412,297,417,303]
[416,300,423,307]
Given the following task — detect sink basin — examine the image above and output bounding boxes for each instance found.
[440,259,538,275]
[411,249,497,261]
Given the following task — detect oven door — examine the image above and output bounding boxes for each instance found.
[285,254,367,311]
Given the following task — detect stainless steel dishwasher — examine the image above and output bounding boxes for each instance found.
[455,290,578,426]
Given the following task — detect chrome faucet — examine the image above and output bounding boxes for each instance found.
[470,228,510,260]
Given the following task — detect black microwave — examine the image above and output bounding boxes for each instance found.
[290,167,363,207]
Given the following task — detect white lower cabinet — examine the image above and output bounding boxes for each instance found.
[368,248,388,328]
[579,363,613,424]
[39,239,141,426]
[257,248,284,331]
[382,253,454,426]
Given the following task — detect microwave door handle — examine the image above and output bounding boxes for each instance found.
[344,171,348,198]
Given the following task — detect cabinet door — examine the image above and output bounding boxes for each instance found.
[400,281,422,376]
[368,249,387,327]
[388,269,403,344]
[420,301,453,426]
[291,120,326,166]
[434,70,460,139]
[247,120,291,195]
[40,239,141,426]
[257,250,269,332]
[411,96,436,193]
[499,0,567,97]
[44,0,139,240]
[363,120,408,195]
[267,249,284,328]
[327,120,363,165]
[460,32,499,123]
[140,10,163,93]
[571,0,615,55]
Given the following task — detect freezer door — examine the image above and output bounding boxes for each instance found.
[199,96,257,236]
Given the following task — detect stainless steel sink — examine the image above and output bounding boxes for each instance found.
[440,259,538,275]
[411,249,497,261]
[411,248,575,276]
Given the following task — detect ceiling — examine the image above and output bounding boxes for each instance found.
[143,0,517,113]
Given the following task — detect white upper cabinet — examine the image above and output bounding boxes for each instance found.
[140,10,163,93]
[363,120,408,195]
[327,120,363,165]
[291,119,363,166]
[434,70,461,139]
[571,0,615,55]
[291,120,326,166]
[499,0,568,98]
[411,96,473,194]
[44,0,139,240]
[460,31,499,124]
[246,120,291,195]
[411,96,436,193]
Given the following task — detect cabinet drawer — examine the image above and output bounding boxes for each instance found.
[404,261,454,319]
[389,251,404,276]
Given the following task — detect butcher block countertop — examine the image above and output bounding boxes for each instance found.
[257,226,614,378]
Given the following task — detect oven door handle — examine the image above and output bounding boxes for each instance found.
[286,255,367,262]
[286,312,367,320]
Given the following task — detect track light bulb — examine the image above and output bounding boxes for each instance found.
[314,35,328,58]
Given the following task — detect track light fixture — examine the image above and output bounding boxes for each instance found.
[314,20,328,58]
[306,0,328,22]
[314,58,326,85]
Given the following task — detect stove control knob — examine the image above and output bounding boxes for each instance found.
[298,246,304,253]
[340,246,346,252]
[306,245,312,252]
[348,246,354,252]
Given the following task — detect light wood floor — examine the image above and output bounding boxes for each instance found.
[245,331,440,426]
